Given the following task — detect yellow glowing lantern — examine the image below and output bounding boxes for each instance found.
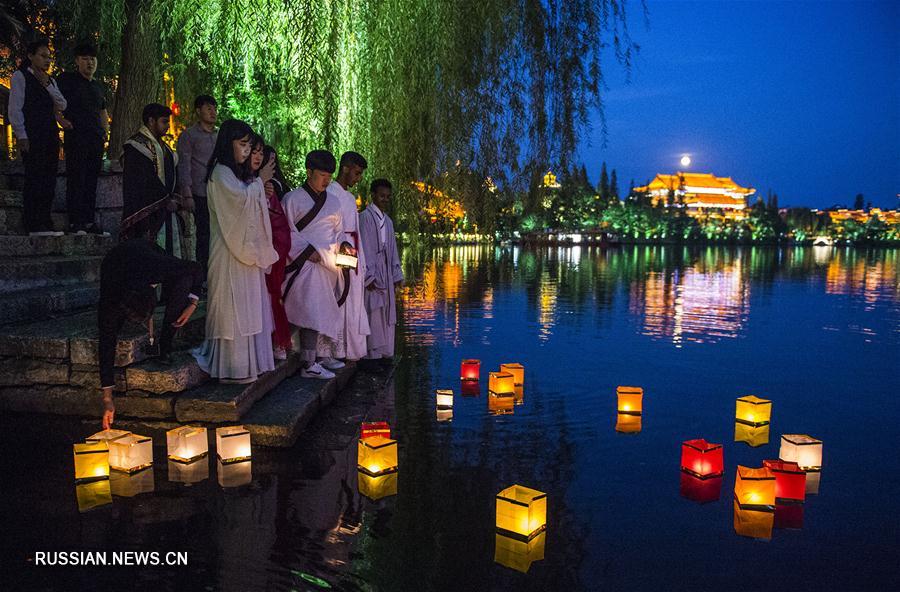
[735,395,772,427]
[488,391,515,415]
[215,425,252,464]
[779,434,823,471]
[500,363,525,386]
[436,389,454,409]
[166,426,209,463]
[733,500,774,540]
[217,459,252,488]
[495,484,547,541]
[616,386,643,415]
[357,468,398,500]
[73,441,110,482]
[734,465,775,510]
[86,429,132,444]
[489,371,515,395]
[168,458,209,484]
[108,433,153,473]
[357,436,398,476]
[494,531,546,573]
[436,408,453,422]
[110,468,155,497]
[615,413,642,434]
[76,480,112,513]
[734,422,770,447]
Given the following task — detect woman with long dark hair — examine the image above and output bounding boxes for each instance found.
[192,119,279,382]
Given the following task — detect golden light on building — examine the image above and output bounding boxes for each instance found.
[735,395,772,427]
[215,426,252,464]
[495,484,547,541]
[494,531,546,573]
[616,386,643,415]
[217,459,252,488]
[634,172,755,217]
[76,480,112,513]
[436,389,454,409]
[778,434,823,471]
[500,363,525,386]
[489,372,515,395]
[734,422,769,447]
[73,441,110,482]
[733,500,774,540]
[358,469,398,501]
[168,458,209,484]
[166,426,209,463]
[615,413,642,434]
[110,468,155,497]
[734,465,775,510]
[107,433,153,474]
[357,436,399,476]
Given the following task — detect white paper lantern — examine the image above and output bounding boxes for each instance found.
[436,389,454,409]
[216,426,252,464]
[167,426,209,463]
[779,434,823,470]
[108,434,153,473]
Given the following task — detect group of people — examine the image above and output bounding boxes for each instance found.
[10,39,404,429]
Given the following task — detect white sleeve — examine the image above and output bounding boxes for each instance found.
[8,70,27,140]
[47,78,67,111]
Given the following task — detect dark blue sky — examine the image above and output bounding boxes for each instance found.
[580,0,899,209]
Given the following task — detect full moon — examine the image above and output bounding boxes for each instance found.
[680,155,691,167]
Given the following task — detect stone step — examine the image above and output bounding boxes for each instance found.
[0,254,102,292]
[0,383,176,419]
[0,282,99,326]
[174,355,301,423]
[126,351,209,395]
[0,233,114,257]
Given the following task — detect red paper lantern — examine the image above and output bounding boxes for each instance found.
[774,503,804,530]
[680,439,724,479]
[679,472,722,504]
[763,459,806,503]
[460,359,481,382]
[360,421,391,440]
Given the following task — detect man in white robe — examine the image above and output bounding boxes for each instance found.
[359,179,403,362]
[317,151,371,366]
[281,150,342,379]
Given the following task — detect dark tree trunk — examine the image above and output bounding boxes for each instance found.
[108,0,160,160]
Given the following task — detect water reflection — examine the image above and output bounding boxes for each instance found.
[358,469,399,501]
[615,413,642,434]
[775,504,804,530]
[494,531,546,573]
[168,457,209,484]
[75,480,112,513]
[679,472,723,504]
[109,467,155,497]
[734,422,770,447]
[733,500,774,540]
[217,459,252,488]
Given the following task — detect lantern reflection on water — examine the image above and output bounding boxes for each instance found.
[358,468,398,500]
[167,426,208,463]
[775,503,804,530]
[680,439,724,479]
[436,389,454,409]
[110,467,155,497]
[735,395,772,427]
[615,413,642,433]
[733,500,774,540]
[494,531,546,573]
[495,484,547,541]
[73,441,110,482]
[76,480,112,513]
[108,433,153,473]
[680,472,723,504]
[217,459,252,488]
[461,381,480,397]
[805,471,821,495]
[215,425,251,464]
[357,436,398,476]
[488,372,515,395]
[436,408,453,422]
[461,359,481,381]
[488,391,515,415]
[763,459,806,503]
[514,385,524,405]
[779,434,823,471]
[168,458,209,484]
[734,422,769,447]
[500,363,525,386]
[360,421,391,439]
[616,386,643,415]
[734,465,775,510]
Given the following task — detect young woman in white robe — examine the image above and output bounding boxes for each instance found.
[192,119,279,382]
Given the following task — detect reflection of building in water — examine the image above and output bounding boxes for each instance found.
[538,272,557,342]
[826,252,898,305]
[632,257,750,345]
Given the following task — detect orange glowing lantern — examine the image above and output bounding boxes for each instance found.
[489,372,515,395]
[495,484,547,541]
[679,472,722,504]
[494,531,546,573]
[358,468,398,500]
[735,395,772,427]
[500,363,525,386]
[461,359,481,381]
[357,436,398,476]
[615,413,642,434]
[778,434,823,471]
[734,422,769,447]
[680,439,724,479]
[763,459,806,503]
[360,421,391,439]
[734,465,775,510]
[73,441,110,483]
[616,386,643,415]
[733,500,774,540]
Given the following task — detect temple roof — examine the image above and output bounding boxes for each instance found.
[635,172,755,195]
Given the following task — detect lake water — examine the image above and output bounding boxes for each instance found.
[3,245,899,591]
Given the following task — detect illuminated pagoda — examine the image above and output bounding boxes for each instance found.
[634,172,755,218]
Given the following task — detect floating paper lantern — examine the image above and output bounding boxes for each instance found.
[615,413,642,434]
[763,459,806,503]
[167,426,209,463]
[215,425,252,464]
[460,359,481,381]
[680,439,724,479]
[679,472,722,504]
[86,429,131,444]
[495,484,547,541]
[357,468,398,500]
[436,408,453,422]
[76,480,112,513]
[616,386,643,415]
[461,381,480,397]
[734,422,769,447]
[494,531,546,573]
[775,504,804,530]
[436,389,454,409]
[734,465,775,510]
[735,395,772,427]
[168,458,209,484]
[488,372,515,395]
[108,433,153,473]
[733,500,774,540]
[778,434,823,471]
[357,436,398,476]
[500,363,525,386]
[73,441,110,482]
[110,468,155,497]
[488,391,515,415]
[217,459,252,488]
[360,421,391,439]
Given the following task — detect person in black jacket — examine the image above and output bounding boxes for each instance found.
[98,238,203,428]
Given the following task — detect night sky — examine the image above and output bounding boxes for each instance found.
[581,0,899,209]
